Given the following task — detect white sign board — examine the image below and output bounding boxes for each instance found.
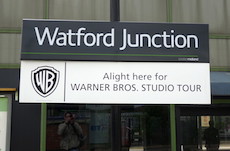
[19,61,211,104]
[0,98,8,151]
[0,112,7,151]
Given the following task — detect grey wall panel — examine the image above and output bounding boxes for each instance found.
[210,39,230,67]
[0,34,21,64]
[172,0,230,34]
[0,0,44,28]
[49,0,109,21]
[120,0,167,22]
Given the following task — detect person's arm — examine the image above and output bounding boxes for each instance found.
[57,123,68,136]
[72,122,83,136]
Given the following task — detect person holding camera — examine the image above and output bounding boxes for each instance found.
[58,112,84,151]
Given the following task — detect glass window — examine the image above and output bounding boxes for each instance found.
[180,115,230,151]
[179,104,230,151]
[121,105,171,151]
[172,0,230,34]
[49,0,110,21]
[46,104,111,151]
[120,0,167,22]
[46,104,171,151]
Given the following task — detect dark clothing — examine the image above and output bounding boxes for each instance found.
[204,127,220,151]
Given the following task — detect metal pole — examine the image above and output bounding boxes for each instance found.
[110,0,120,22]
[111,105,121,151]
[110,1,121,150]
[170,104,177,151]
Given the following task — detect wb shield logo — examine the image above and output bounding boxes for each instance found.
[31,66,60,97]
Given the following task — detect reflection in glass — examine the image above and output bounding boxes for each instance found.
[46,104,111,151]
[180,116,230,151]
[121,105,171,151]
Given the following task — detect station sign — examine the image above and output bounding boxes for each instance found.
[21,19,209,62]
[20,20,210,104]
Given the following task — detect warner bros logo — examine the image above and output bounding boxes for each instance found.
[31,66,60,97]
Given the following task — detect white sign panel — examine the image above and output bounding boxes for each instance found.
[20,61,211,104]
[0,98,8,151]
[0,112,7,151]
[20,61,66,103]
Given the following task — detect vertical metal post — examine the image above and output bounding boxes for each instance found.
[110,1,121,151]
[111,105,121,151]
[166,0,173,23]
[170,104,177,151]
[110,0,120,22]
[176,105,181,151]
[40,103,47,151]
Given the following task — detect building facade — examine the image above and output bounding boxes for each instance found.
[0,0,230,151]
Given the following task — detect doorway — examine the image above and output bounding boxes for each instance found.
[121,105,171,151]
[178,104,230,151]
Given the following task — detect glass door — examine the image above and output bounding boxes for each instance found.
[121,105,171,151]
[178,105,230,151]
